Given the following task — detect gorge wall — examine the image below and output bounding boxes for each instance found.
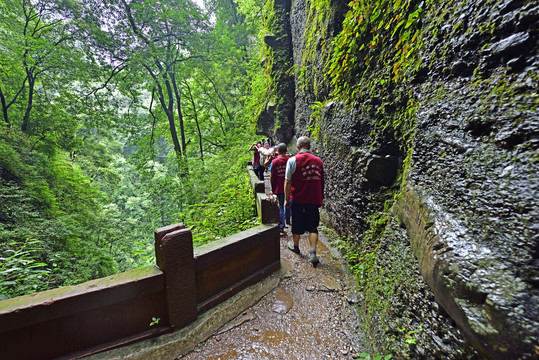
[257,0,538,358]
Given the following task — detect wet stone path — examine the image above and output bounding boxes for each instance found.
[180,229,362,360]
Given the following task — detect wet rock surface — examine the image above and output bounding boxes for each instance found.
[260,0,538,357]
[365,218,480,359]
[403,70,539,357]
[180,231,362,359]
[258,0,295,144]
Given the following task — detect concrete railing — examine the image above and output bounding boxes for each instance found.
[0,165,280,360]
[0,265,168,360]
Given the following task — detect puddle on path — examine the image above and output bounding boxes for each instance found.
[200,328,295,360]
[271,286,294,314]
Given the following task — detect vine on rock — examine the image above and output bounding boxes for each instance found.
[328,0,427,100]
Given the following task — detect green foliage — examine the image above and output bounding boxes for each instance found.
[0,0,94,134]
[319,0,425,156]
[329,210,430,356]
[307,101,326,141]
[299,0,333,96]
[0,240,52,299]
[242,53,274,127]
[0,129,122,292]
[399,323,423,346]
[235,0,276,124]
[327,0,426,102]
[329,188,396,284]
[325,184,420,355]
[356,353,392,360]
[178,147,260,247]
[0,0,264,300]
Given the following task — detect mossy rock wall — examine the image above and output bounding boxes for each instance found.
[258,0,296,144]
[262,0,538,358]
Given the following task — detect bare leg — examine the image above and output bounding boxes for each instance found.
[293,233,300,246]
[288,233,301,255]
[308,232,320,267]
[308,232,318,252]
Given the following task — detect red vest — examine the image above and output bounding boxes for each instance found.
[291,152,324,206]
[270,155,289,194]
[253,145,261,167]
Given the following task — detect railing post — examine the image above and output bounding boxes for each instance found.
[258,194,280,224]
[154,224,197,329]
[247,162,279,224]
[247,164,265,194]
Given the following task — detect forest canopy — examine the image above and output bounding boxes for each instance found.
[0,0,268,299]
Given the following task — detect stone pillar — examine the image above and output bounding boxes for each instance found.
[154,224,197,329]
[256,193,280,224]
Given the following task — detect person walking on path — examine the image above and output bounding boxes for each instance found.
[270,143,290,235]
[249,141,264,181]
[284,136,324,267]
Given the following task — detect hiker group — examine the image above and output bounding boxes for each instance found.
[249,136,324,267]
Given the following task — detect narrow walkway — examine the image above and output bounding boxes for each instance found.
[180,228,362,360]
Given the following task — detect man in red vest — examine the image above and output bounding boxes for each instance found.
[270,143,290,235]
[284,136,324,267]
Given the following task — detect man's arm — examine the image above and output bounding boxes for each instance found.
[284,179,292,208]
[321,165,325,201]
[284,156,295,208]
[269,165,274,194]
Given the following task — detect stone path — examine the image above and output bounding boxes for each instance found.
[180,229,362,360]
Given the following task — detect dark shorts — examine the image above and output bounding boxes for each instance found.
[291,201,320,234]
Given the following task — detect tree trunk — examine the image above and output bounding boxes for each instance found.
[0,87,10,126]
[148,88,158,155]
[171,72,187,154]
[185,82,203,162]
[21,74,35,133]
[166,109,182,158]
[154,84,183,159]
[161,70,183,160]
[145,63,183,159]
[0,78,27,128]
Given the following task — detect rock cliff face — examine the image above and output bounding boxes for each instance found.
[260,0,538,358]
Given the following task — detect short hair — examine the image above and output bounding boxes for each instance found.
[277,143,287,153]
[297,136,311,149]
